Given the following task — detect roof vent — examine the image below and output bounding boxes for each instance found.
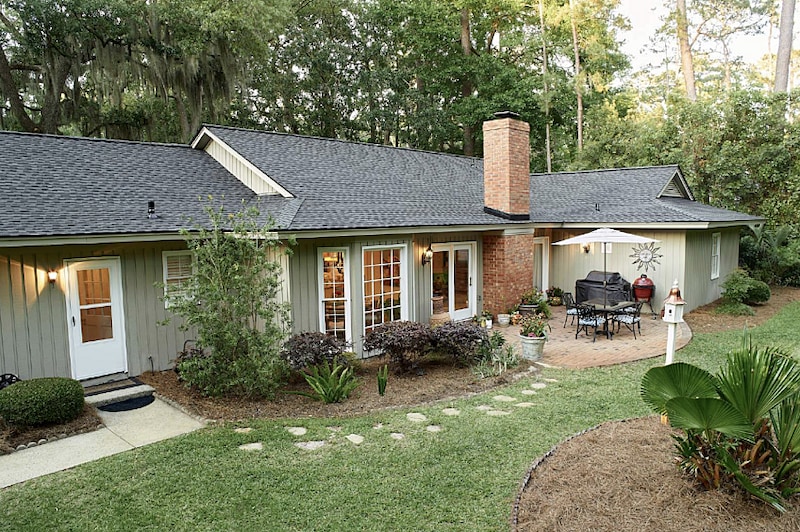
[147,200,159,219]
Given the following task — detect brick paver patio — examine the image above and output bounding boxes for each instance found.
[497,304,691,369]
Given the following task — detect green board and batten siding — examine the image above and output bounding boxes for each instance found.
[0,243,191,380]
[683,228,739,311]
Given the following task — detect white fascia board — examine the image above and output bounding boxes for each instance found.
[192,127,294,199]
[275,223,542,240]
[0,232,186,248]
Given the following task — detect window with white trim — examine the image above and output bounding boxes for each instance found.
[363,246,406,333]
[319,249,350,342]
[711,232,721,280]
[162,251,193,307]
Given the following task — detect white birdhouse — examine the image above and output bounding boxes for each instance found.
[662,279,686,324]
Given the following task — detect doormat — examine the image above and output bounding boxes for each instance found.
[84,377,144,397]
[97,395,155,412]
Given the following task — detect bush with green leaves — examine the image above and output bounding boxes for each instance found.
[0,378,84,426]
[281,332,349,371]
[362,321,433,372]
[293,361,359,403]
[720,268,771,310]
[431,321,488,366]
[472,332,519,379]
[739,225,800,286]
[163,200,292,398]
[641,337,800,512]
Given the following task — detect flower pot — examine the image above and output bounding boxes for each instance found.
[518,303,538,316]
[485,318,493,329]
[497,313,511,327]
[548,297,562,306]
[431,295,445,314]
[519,335,545,361]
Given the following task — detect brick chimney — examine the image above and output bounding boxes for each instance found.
[482,111,530,220]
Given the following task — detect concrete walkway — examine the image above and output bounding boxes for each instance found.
[0,396,205,489]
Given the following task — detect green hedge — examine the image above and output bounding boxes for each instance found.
[0,377,85,426]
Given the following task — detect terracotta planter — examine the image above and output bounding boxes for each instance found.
[519,335,545,361]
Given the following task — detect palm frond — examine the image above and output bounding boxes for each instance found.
[666,397,754,441]
[640,362,717,414]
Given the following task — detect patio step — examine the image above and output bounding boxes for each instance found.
[84,384,155,408]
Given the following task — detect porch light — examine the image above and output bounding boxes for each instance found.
[421,246,434,266]
[582,244,590,254]
[47,270,58,284]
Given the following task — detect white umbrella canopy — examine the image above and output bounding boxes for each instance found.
[553,228,659,308]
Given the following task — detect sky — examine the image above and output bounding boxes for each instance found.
[616,0,787,71]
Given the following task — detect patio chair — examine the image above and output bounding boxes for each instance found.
[562,292,579,328]
[575,304,606,342]
[0,373,19,390]
[613,301,644,339]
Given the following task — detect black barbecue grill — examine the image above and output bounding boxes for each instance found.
[575,271,632,305]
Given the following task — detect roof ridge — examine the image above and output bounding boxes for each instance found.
[531,164,679,177]
[0,129,191,149]
[202,124,483,163]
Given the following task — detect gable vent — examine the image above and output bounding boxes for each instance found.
[661,181,684,198]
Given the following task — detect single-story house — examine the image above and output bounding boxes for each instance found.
[0,113,763,382]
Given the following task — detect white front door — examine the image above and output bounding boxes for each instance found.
[65,258,127,380]
[431,243,476,322]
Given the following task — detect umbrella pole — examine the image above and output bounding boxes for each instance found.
[603,242,607,309]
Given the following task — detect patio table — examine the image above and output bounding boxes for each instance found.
[583,299,636,339]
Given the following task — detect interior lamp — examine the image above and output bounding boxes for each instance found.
[421,246,434,266]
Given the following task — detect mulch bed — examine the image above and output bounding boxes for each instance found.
[1,404,103,454]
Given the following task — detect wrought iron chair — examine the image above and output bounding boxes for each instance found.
[575,304,606,342]
[0,373,20,390]
[562,292,579,328]
[613,301,644,339]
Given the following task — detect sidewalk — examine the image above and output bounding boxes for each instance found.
[0,396,205,489]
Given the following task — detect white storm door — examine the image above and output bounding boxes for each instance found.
[65,258,127,380]
[533,237,550,291]
[432,243,476,322]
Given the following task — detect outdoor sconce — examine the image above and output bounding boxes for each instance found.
[421,245,434,266]
[582,244,591,254]
[47,270,58,285]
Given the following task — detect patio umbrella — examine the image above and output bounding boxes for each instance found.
[552,228,659,308]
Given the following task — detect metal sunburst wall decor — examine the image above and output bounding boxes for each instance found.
[630,242,662,272]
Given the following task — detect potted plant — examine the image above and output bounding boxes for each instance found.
[546,286,564,306]
[518,288,541,315]
[518,313,548,360]
[482,310,493,329]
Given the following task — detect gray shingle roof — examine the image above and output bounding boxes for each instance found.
[0,128,762,240]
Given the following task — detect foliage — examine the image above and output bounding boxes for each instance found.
[431,321,489,366]
[640,336,800,512]
[292,361,359,404]
[714,300,755,316]
[519,289,552,318]
[519,313,550,339]
[376,365,389,396]
[546,286,563,298]
[164,200,291,398]
[0,378,84,426]
[280,332,349,372]
[740,226,800,286]
[362,321,433,373]
[472,332,519,379]
[721,268,771,306]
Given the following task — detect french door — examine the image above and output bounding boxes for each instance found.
[431,243,476,322]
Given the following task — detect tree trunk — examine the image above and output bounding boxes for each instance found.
[460,8,475,157]
[775,0,795,92]
[569,0,583,151]
[0,45,38,132]
[539,0,552,172]
[676,0,697,100]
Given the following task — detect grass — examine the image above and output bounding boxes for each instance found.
[2,302,799,531]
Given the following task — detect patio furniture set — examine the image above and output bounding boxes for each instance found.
[563,291,644,342]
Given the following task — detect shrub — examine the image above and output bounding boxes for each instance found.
[0,378,84,426]
[163,201,291,398]
[472,332,519,378]
[721,269,771,306]
[714,300,755,316]
[293,361,359,403]
[281,332,349,371]
[363,321,433,372]
[431,321,488,366]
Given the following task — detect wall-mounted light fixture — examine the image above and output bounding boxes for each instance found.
[582,244,591,254]
[421,245,434,266]
[47,270,58,285]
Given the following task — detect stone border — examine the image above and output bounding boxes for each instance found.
[509,416,646,531]
[6,423,105,453]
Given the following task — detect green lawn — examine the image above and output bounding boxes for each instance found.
[2,301,799,531]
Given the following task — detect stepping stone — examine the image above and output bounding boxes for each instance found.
[486,410,511,416]
[530,383,547,390]
[234,427,253,434]
[442,408,460,416]
[346,434,364,445]
[327,426,342,432]
[493,395,517,402]
[373,423,384,429]
[407,413,427,422]
[521,390,537,396]
[476,405,493,411]
[286,427,307,436]
[295,441,325,451]
[238,442,263,451]
[543,378,559,383]
[514,402,535,408]
[426,425,442,433]
[390,433,405,440]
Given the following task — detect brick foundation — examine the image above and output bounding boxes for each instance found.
[482,233,535,316]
